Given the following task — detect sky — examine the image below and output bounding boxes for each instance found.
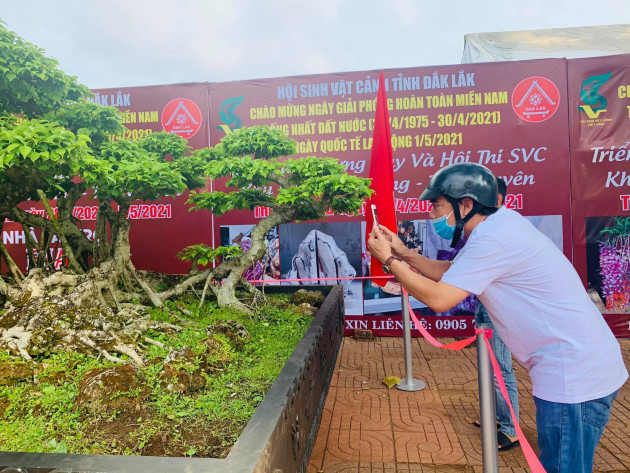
[1,0,630,89]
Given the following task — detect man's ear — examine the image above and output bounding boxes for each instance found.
[459,197,474,217]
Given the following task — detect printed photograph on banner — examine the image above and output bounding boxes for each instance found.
[279,222,363,315]
[585,216,630,313]
[362,220,431,316]
[524,215,563,251]
[219,224,281,284]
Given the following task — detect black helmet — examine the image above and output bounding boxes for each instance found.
[420,163,498,247]
[419,163,498,207]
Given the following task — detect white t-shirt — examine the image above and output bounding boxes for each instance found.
[441,207,628,403]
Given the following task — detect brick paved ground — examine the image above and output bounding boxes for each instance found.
[307,337,630,473]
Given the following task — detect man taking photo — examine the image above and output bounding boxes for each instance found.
[367,162,627,473]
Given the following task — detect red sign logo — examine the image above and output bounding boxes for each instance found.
[511,76,560,123]
[161,98,202,139]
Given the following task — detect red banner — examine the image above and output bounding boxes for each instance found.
[366,72,397,287]
[2,83,212,275]
[344,314,474,337]
[568,54,630,334]
[208,60,572,250]
[344,314,630,338]
[2,56,629,339]
[207,60,574,332]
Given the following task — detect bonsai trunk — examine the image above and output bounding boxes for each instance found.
[0,221,24,282]
[205,209,292,313]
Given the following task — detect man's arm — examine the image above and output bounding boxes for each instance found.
[378,226,450,281]
[368,225,470,311]
[389,258,470,312]
[398,249,452,282]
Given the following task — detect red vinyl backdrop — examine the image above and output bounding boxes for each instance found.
[2,83,212,275]
[208,60,572,259]
[205,60,592,336]
[568,54,630,334]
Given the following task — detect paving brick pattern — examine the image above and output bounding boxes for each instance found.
[308,337,630,473]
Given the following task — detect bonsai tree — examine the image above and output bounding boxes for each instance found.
[0,20,95,280]
[0,22,372,362]
[0,22,206,363]
[0,104,124,277]
[162,125,373,313]
[0,120,201,363]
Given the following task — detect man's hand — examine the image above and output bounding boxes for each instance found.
[367,225,393,264]
[378,226,409,259]
[369,225,471,312]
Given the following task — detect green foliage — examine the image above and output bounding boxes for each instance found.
[46,100,124,148]
[277,156,372,214]
[0,118,91,170]
[0,351,101,453]
[139,131,190,160]
[204,155,279,186]
[139,132,208,190]
[173,150,209,190]
[0,118,99,200]
[219,125,296,159]
[94,139,187,201]
[0,21,90,117]
[177,244,244,267]
[189,146,223,163]
[283,154,345,178]
[187,131,373,220]
[0,295,312,456]
[0,21,208,273]
[188,188,275,216]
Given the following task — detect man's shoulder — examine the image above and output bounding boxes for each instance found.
[468,208,530,248]
[482,207,530,233]
[489,206,521,221]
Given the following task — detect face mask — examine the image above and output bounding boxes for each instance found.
[432,210,455,240]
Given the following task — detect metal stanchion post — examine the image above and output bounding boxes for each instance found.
[396,289,426,392]
[477,324,499,473]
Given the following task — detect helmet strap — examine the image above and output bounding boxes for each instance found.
[446,197,483,248]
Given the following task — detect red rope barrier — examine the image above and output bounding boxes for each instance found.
[402,293,546,472]
[245,273,546,470]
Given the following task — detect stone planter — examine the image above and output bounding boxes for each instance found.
[0,285,344,473]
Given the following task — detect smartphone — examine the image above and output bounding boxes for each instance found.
[370,204,380,227]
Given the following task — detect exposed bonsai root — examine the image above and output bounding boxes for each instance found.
[112,340,145,366]
[1,326,33,361]
[0,263,187,365]
[144,337,166,349]
[239,278,265,307]
[159,268,214,302]
[127,263,163,308]
[0,276,18,306]
[198,270,217,308]
[76,333,125,364]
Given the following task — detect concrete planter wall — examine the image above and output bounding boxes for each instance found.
[0,285,345,473]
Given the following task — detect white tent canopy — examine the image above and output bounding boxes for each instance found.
[462,24,630,63]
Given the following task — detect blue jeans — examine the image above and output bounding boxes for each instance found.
[534,390,618,473]
[475,302,519,437]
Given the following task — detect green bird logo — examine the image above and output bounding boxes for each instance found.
[579,72,612,119]
[217,95,244,134]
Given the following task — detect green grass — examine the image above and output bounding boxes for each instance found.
[0,293,313,457]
